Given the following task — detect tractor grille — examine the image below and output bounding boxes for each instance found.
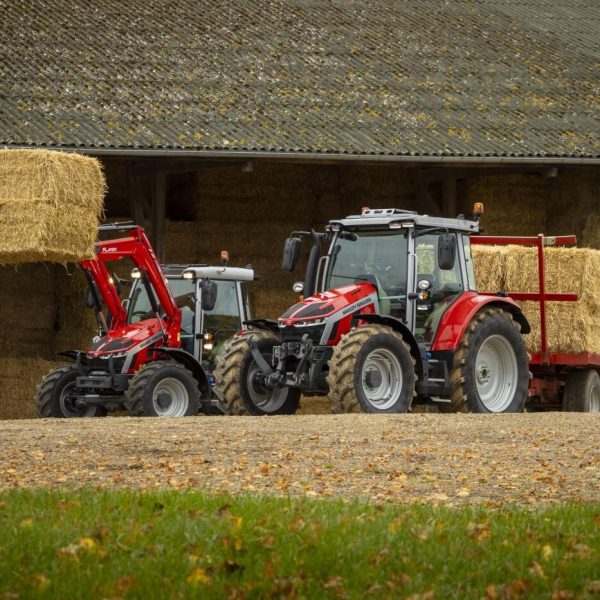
[82,355,127,374]
[280,324,325,345]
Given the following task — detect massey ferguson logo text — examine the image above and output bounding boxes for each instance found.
[341,296,373,316]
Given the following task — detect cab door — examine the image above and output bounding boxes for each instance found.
[413,233,465,345]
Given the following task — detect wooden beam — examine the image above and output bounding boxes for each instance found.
[415,169,442,216]
[442,170,457,218]
[153,173,166,261]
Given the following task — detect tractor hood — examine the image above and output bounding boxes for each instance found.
[278,283,378,332]
[86,318,165,357]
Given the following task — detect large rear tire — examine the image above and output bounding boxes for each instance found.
[125,361,199,417]
[327,324,416,413]
[562,369,600,412]
[35,365,105,418]
[445,308,529,413]
[214,331,300,416]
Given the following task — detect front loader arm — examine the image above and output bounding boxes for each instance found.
[81,226,181,335]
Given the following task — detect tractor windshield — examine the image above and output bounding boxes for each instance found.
[324,230,409,319]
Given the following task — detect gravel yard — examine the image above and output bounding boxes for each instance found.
[0,413,598,505]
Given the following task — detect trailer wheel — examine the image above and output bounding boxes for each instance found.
[215,331,300,415]
[125,361,199,417]
[35,365,105,418]
[562,369,600,413]
[327,324,416,413]
[445,308,529,413]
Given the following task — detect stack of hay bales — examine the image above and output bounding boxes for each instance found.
[464,174,547,235]
[0,150,106,419]
[164,219,304,319]
[0,149,105,263]
[582,215,600,249]
[472,245,600,354]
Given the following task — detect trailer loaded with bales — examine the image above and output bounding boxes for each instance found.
[215,206,600,415]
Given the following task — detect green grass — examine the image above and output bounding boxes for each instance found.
[0,490,598,599]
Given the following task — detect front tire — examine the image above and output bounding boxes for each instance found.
[563,369,600,412]
[35,366,105,418]
[215,330,300,416]
[327,324,416,413]
[446,308,529,413]
[125,361,199,417]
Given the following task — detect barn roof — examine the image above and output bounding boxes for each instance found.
[1,0,599,159]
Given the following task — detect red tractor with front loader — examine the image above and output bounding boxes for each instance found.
[216,207,534,415]
[35,223,255,418]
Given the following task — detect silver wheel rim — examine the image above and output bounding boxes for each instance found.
[361,348,403,410]
[475,335,518,412]
[247,356,289,412]
[152,377,190,416]
[590,381,600,413]
[59,381,96,418]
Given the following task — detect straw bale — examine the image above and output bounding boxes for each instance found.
[504,247,600,310]
[0,358,64,419]
[54,267,98,353]
[471,245,600,354]
[471,245,507,292]
[517,302,600,354]
[464,174,546,235]
[0,264,58,358]
[297,396,332,415]
[582,215,600,249]
[0,149,105,264]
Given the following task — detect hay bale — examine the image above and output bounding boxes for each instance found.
[518,302,600,354]
[0,149,105,263]
[472,245,507,292]
[582,215,600,249]
[0,264,58,358]
[54,267,98,353]
[464,174,547,235]
[472,245,600,354]
[505,247,600,310]
[0,358,64,419]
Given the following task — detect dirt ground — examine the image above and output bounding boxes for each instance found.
[0,413,598,505]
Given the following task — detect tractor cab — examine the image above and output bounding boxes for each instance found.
[321,209,479,346]
[126,264,254,374]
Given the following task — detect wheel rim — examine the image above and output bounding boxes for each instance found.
[475,335,518,412]
[360,348,403,410]
[247,355,289,413]
[590,381,600,413]
[152,377,190,416]
[59,381,96,418]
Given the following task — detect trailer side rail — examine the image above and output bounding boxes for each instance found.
[470,233,578,365]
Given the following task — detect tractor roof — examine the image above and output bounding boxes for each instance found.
[163,264,256,282]
[329,208,480,234]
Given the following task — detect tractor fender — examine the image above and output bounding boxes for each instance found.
[355,313,424,379]
[155,348,210,396]
[431,292,530,352]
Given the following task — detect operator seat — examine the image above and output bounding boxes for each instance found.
[355,273,391,315]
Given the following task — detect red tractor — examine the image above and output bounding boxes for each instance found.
[216,207,532,415]
[35,224,225,418]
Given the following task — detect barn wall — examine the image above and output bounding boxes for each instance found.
[1,160,597,419]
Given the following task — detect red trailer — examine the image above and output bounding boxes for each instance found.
[471,234,600,412]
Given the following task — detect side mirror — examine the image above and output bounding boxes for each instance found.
[438,234,456,270]
[200,279,218,312]
[84,286,96,309]
[282,237,302,272]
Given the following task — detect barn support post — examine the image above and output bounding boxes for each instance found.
[152,173,166,261]
[442,170,457,218]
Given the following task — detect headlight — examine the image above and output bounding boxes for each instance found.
[294,318,325,328]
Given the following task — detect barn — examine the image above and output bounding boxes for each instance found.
[0,0,598,417]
